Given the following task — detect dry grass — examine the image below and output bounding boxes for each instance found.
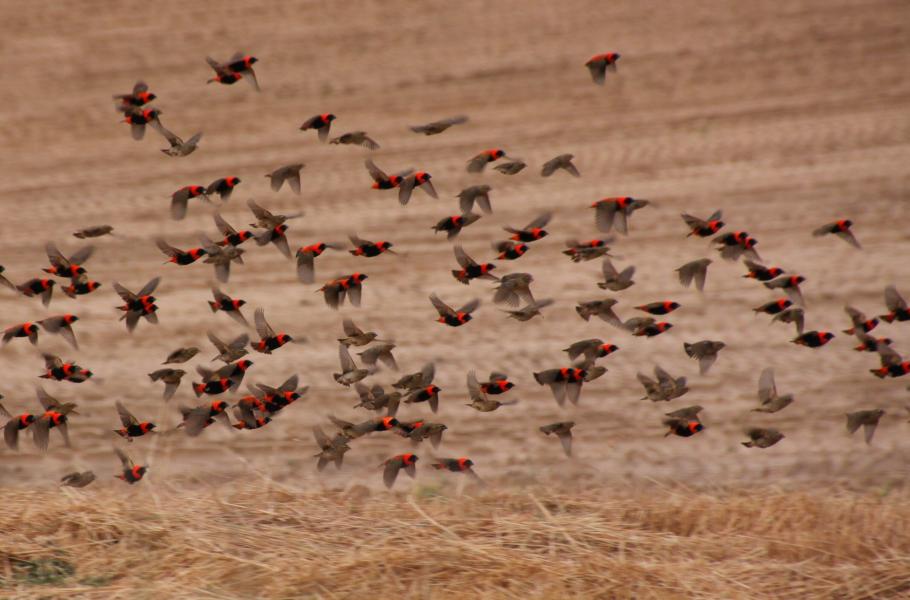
[1,483,908,599]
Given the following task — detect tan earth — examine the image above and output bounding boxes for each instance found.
[1,0,909,494]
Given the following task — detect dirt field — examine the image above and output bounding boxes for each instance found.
[0,0,909,596]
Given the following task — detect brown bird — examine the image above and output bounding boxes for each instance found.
[433,213,481,240]
[493,273,535,306]
[339,319,379,347]
[598,258,635,291]
[334,344,370,386]
[37,314,80,349]
[170,185,209,220]
[494,159,526,175]
[60,471,96,488]
[73,225,114,239]
[353,383,401,416]
[676,258,712,291]
[638,366,688,402]
[358,343,398,372]
[541,154,580,177]
[248,198,302,230]
[771,307,805,335]
[208,332,249,363]
[665,405,704,420]
[113,277,160,332]
[330,131,380,150]
[200,235,245,283]
[742,428,784,448]
[163,347,199,364]
[753,368,793,413]
[296,242,344,284]
[502,299,554,321]
[313,426,350,471]
[457,185,493,214]
[410,115,468,135]
[148,368,186,401]
[575,299,622,326]
[683,341,726,375]
[467,149,507,173]
[846,409,885,444]
[813,219,860,249]
[265,164,304,194]
[382,453,418,488]
[300,113,336,142]
[398,421,447,448]
[592,197,649,235]
[539,421,575,457]
[585,52,620,84]
[160,130,203,157]
[114,447,147,484]
[393,362,435,391]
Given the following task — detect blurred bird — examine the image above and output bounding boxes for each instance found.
[410,115,468,135]
[585,52,620,84]
[493,273,535,306]
[433,213,481,240]
[300,113,336,142]
[534,366,606,406]
[399,171,437,205]
[681,210,724,238]
[338,319,379,347]
[502,299,554,321]
[846,409,885,444]
[541,154,580,177]
[265,164,304,194]
[113,81,155,107]
[713,231,760,262]
[753,299,792,315]
[358,342,398,372]
[331,131,379,150]
[113,277,160,332]
[753,368,793,413]
[160,130,202,157]
[208,332,249,363]
[430,458,482,483]
[252,308,294,354]
[73,225,114,239]
[163,347,199,365]
[813,219,860,249]
[791,331,835,348]
[37,314,79,349]
[206,177,241,201]
[209,286,248,326]
[17,278,55,307]
[457,185,493,214]
[452,245,497,284]
[636,301,680,316]
[210,52,259,90]
[313,426,350,471]
[114,448,147,484]
[319,273,369,309]
[334,344,370,386]
[540,421,575,457]
[493,240,529,261]
[638,366,688,402]
[113,401,156,441]
[676,258,712,291]
[296,242,344,284]
[118,105,167,140]
[575,299,622,326]
[349,234,396,257]
[393,363,435,392]
[880,285,910,323]
[467,149,507,173]
[504,212,552,242]
[771,307,805,335]
[764,276,806,307]
[148,368,186,401]
[365,159,412,190]
[382,453,418,488]
[592,197,649,234]
[61,471,96,488]
[563,238,612,262]
[663,416,703,438]
[564,339,619,365]
[598,258,635,291]
[743,260,784,282]
[665,405,704,420]
[494,159,527,175]
[843,306,878,335]
[170,185,208,220]
[742,428,784,448]
[430,293,480,327]
[156,239,208,266]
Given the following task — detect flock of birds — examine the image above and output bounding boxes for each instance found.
[0,50,906,490]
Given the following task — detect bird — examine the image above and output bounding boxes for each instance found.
[382,453,418,488]
[684,341,726,375]
[846,409,885,444]
[493,273,535,306]
[118,105,168,140]
[349,234,396,257]
[585,52,620,84]
[813,219,861,249]
[457,185,493,214]
[209,52,259,90]
[206,177,241,201]
[563,238,612,262]
[265,164,304,194]
[163,347,199,364]
[713,232,760,262]
[398,171,437,205]
[208,332,249,363]
[338,319,379,347]
[334,344,370,386]
[534,366,606,406]
[676,258,712,291]
[296,242,344,284]
[663,416,704,438]
[742,428,784,448]
[771,307,805,335]
[319,273,369,309]
[410,115,468,135]
[743,260,784,281]
[61,471,96,488]
[209,287,248,326]
[598,258,635,291]
[494,159,527,175]
[114,448,147,484]
[764,276,806,306]
[358,343,398,372]
[44,242,94,278]
[638,366,689,402]
[113,80,155,107]
[430,458,482,483]
[313,426,350,471]
[113,277,160,332]
[541,154,580,177]
[365,159,413,190]
[467,149,507,173]
[681,210,724,238]
[592,197,649,234]
[452,245,497,284]
[331,415,400,440]
[503,212,552,242]
[430,293,480,327]
[393,363,435,392]
[398,421,447,448]
[36,315,80,349]
[753,368,794,413]
[433,213,481,240]
[73,225,114,239]
[575,299,622,325]
[792,331,835,347]
[502,299,554,321]
[148,368,186,401]
[160,130,203,157]
[493,240,529,261]
[16,278,55,307]
[248,198,302,229]
[300,113,336,142]
[539,422,575,457]
[170,185,208,220]
[330,131,380,150]
[252,308,295,354]
[843,306,879,335]
[466,371,518,412]
[880,285,910,323]
[113,401,156,441]
[563,339,619,365]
